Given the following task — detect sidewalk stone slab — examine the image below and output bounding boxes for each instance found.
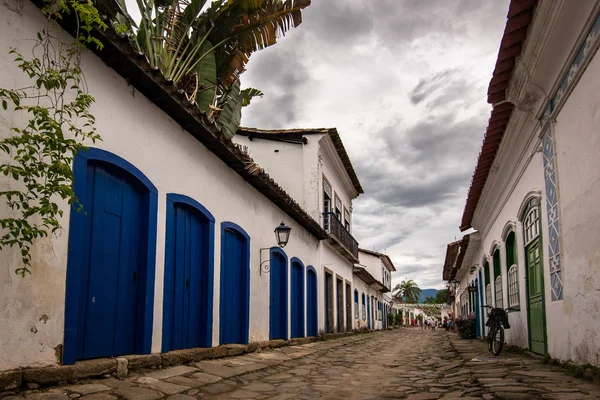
[136,377,189,395]
[112,387,163,400]
[78,394,116,400]
[64,384,110,395]
[145,366,197,380]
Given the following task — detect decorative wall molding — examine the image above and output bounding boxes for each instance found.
[542,125,562,301]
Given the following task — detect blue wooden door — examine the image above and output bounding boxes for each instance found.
[325,273,332,333]
[77,162,146,360]
[306,268,317,337]
[269,250,287,340]
[163,203,209,351]
[367,298,371,329]
[291,260,305,338]
[220,226,249,345]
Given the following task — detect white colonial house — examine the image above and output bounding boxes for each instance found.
[0,0,401,374]
[352,248,395,330]
[234,129,395,334]
[444,0,600,365]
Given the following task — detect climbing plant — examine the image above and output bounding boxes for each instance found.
[0,0,106,277]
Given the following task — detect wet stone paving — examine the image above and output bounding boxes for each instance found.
[3,328,600,400]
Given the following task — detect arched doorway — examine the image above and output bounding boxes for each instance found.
[269,248,288,340]
[219,222,250,345]
[64,148,158,364]
[290,258,305,338]
[306,266,318,337]
[162,194,215,351]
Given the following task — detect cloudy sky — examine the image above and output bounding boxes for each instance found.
[239,0,511,290]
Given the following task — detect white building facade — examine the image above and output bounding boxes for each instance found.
[444,0,600,364]
[0,0,391,373]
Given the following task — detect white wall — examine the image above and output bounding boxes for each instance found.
[232,135,305,207]
[550,49,600,364]
[0,0,325,371]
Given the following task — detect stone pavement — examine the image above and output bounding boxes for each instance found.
[2,328,600,399]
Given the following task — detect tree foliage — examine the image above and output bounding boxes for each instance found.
[424,289,449,304]
[392,279,422,304]
[0,0,105,276]
[117,0,310,138]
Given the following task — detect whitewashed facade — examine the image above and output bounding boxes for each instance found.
[0,0,379,372]
[444,0,600,364]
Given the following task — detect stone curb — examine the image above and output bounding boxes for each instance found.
[1,330,375,391]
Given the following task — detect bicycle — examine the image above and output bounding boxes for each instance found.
[481,305,516,356]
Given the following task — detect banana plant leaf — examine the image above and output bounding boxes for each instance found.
[216,79,242,140]
[194,40,218,114]
[240,87,264,107]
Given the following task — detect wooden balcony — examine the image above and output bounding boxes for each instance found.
[323,212,359,261]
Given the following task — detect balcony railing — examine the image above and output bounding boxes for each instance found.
[323,212,358,259]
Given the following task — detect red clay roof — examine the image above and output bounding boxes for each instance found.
[460,0,538,231]
[487,0,538,104]
[442,240,461,281]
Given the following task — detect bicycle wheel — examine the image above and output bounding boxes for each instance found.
[487,329,494,351]
[491,326,504,356]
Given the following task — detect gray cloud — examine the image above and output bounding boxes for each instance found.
[240,0,510,290]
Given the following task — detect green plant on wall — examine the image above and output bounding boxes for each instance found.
[0,0,106,276]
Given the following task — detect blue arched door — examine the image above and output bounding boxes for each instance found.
[367,298,371,329]
[220,223,250,345]
[163,194,215,351]
[291,258,305,338]
[306,267,318,337]
[64,149,158,363]
[269,248,288,340]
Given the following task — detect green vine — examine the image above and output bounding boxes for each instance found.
[0,0,106,276]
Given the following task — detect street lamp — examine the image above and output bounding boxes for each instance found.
[449,279,459,290]
[274,222,291,248]
[260,222,292,275]
[467,281,477,293]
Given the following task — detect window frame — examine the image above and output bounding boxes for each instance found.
[505,231,520,310]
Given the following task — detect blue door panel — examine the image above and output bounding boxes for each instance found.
[269,251,287,340]
[163,202,211,351]
[77,163,144,360]
[367,300,371,329]
[325,273,331,333]
[306,269,317,337]
[220,226,249,345]
[291,261,304,338]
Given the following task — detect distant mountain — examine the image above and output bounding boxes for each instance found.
[419,289,439,303]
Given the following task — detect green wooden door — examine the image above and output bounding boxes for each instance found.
[526,240,546,355]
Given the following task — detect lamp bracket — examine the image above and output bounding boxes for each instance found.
[259,248,272,276]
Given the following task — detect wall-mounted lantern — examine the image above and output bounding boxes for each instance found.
[274,222,291,248]
[449,279,459,290]
[260,222,292,276]
[467,281,477,293]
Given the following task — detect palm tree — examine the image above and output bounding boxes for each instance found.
[393,279,422,304]
[113,0,311,138]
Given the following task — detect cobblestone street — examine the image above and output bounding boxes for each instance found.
[4,328,600,400]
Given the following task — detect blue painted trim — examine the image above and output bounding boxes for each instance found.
[219,221,251,345]
[290,257,305,269]
[478,269,484,337]
[166,193,215,222]
[305,265,317,336]
[63,148,158,365]
[269,246,288,340]
[162,193,215,351]
[290,257,305,338]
